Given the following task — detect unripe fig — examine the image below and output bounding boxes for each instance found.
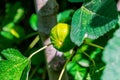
[50,23,75,52]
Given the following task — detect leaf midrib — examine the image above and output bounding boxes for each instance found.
[82,6,113,20]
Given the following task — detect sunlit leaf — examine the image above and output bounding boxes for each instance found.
[29,14,38,31]
[67,62,87,79]
[1,24,25,40]
[90,48,101,59]
[20,64,31,80]
[102,28,120,80]
[57,9,74,23]
[2,22,14,31]
[78,59,90,67]
[0,48,30,80]
[75,71,83,80]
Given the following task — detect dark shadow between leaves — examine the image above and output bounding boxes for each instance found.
[90,0,118,28]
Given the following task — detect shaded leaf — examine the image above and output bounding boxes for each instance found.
[70,0,118,46]
[2,2,23,26]
[102,28,120,80]
[68,0,91,2]
[0,35,14,50]
[0,48,30,80]
[1,31,14,40]
[68,0,84,2]
[13,8,24,23]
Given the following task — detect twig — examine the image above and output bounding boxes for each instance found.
[58,49,75,80]
[28,43,51,59]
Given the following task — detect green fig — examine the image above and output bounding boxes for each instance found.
[50,23,75,52]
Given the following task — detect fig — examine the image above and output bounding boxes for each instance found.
[50,23,75,52]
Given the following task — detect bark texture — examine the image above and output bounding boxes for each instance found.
[117,0,120,11]
[34,0,68,80]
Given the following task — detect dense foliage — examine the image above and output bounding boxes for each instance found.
[0,0,120,80]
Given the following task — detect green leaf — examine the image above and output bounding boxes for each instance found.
[68,0,91,2]
[75,71,83,80]
[68,0,84,2]
[2,22,15,31]
[118,14,120,27]
[67,62,87,80]
[0,48,30,80]
[0,22,15,40]
[29,14,38,31]
[1,48,26,62]
[70,9,86,46]
[0,31,14,40]
[20,64,31,80]
[101,28,120,80]
[57,9,75,23]
[1,23,25,40]
[70,0,118,46]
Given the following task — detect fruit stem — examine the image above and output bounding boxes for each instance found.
[58,49,75,80]
[28,43,51,60]
[84,41,104,50]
